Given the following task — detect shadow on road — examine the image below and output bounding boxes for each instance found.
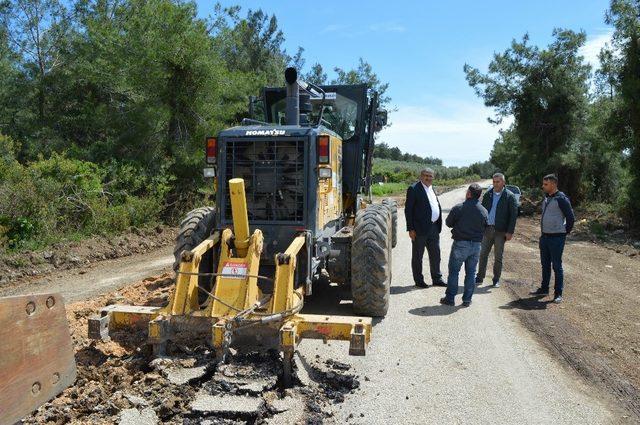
[390,285,420,295]
[499,294,550,311]
[407,284,494,316]
[408,304,461,316]
[303,283,354,316]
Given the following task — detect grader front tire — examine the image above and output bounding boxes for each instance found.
[351,205,392,317]
[173,206,217,302]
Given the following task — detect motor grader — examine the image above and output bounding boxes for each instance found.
[0,68,396,422]
[89,66,396,373]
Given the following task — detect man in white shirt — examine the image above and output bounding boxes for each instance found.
[404,168,446,287]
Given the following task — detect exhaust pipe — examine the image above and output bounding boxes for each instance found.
[284,67,299,126]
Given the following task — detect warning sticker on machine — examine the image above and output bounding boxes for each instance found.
[221,260,248,279]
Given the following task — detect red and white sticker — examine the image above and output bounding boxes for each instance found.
[221,260,248,279]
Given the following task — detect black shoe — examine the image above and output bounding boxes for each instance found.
[531,287,549,295]
[462,301,471,307]
[415,281,429,288]
[439,297,455,306]
[475,276,483,285]
[432,279,447,287]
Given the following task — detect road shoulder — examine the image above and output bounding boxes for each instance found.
[499,216,640,422]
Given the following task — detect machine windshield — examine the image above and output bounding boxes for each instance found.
[270,93,358,140]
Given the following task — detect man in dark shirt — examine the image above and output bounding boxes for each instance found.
[440,183,488,307]
[404,168,446,288]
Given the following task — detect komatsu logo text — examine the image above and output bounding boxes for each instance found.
[244,129,286,136]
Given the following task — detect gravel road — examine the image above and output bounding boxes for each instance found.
[299,184,617,424]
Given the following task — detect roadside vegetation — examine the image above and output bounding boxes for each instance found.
[465,0,640,232]
[370,144,492,196]
[371,157,483,197]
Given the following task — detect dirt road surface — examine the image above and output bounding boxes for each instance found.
[0,247,173,302]
[300,184,621,424]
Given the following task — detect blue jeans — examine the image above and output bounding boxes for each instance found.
[445,240,481,303]
[539,234,566,296]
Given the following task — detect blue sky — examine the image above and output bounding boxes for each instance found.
[198,0,613,166]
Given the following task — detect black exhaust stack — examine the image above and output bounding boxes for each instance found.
[284,67,299,126]
[284,67,314,126]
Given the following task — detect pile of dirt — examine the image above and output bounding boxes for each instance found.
[0,225,176,287]
[24,274,361,424]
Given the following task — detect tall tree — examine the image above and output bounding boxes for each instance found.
[465,29,591,199]
[606,0,640,223]
[0,9,19,134]
[333,58,391,107]
[304,63,327,85]
[2,0,71,125]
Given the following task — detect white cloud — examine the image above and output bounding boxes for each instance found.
[378,100,511,167]
[320,21,406,37]
[580,29,614,70]
[320,24,348,34]
[368,22,406,33]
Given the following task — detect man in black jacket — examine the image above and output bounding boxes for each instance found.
[405,168,446,288]
[475,173,518,288]
[440,183,488,307]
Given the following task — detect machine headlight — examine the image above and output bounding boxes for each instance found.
[318,168,332,179]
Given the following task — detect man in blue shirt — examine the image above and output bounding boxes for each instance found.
[476,173,518,288]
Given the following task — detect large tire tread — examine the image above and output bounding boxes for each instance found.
[351,204,392,317]
[382,198,398,248]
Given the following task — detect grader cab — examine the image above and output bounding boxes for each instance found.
[88,68,396,384]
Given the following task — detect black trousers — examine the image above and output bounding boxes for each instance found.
[411,228,442,284]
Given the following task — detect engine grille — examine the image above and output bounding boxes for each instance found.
[224,139,305,222]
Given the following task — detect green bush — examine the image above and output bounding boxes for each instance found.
[0,150,166,251]
[371,182,407,196]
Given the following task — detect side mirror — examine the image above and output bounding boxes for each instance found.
[374,109,388,132]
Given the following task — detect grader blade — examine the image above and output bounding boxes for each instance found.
[0,293,76,424]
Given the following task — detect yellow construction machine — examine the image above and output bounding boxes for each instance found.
[87,67,396,385]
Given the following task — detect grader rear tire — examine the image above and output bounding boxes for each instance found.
[382,198,398,248]
[351,204,392,317]
[173,206,217,303]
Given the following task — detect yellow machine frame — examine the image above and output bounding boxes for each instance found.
[89,178,371,384]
